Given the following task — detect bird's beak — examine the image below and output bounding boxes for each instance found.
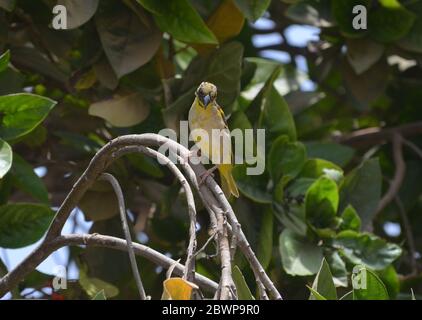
[199,94,211,107]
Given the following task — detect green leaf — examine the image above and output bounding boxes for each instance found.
[299,158,343,179]
[269,135,307,182]
[340,291,353,300]
[352,265,389,300]
[0,50,10,73]
[0,0,15,11]
[346,38,384,75]
[57,0,99,29]
[232,164,272,203]
[257,208,273,270]
[92,289,107,300]
[305,176,339,229]
[333,230,402,270]
[339,205,361,232]
[309,258,337,300]
[10,153,49,204]
[0,139,12,179]
[285,0,334,27]
[10,47,67,84]
[247,67,297,141]
[79,265,119,299]
[326,250,348,287]
[305,142,355,168]
[96,1,161,78]
[137,0,217,44]
[234,0,271,22]
[0,203,54,248]
[397,2,422,53]
[369,5,416,43]
[339,158,381,230]
[307,286,327,300]
[332,0,370,37]
[273,202,308,237]
[232,266,255,300]
[89,93,150,127]
[279,229,323,276]
[0,93,57,141]
[376,265,399,299]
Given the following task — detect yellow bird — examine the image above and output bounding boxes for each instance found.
[188,82,239,198]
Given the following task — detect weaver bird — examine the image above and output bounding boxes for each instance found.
[188,82,239,198]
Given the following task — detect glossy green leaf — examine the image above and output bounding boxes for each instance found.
[0,203,54,248]
[269,135,307,182]
[352,265,389,300]
[137,0,217,44]
[233,164,272,203]
[333,230,402,270]
[339,205,361,232]
[0,139,12,179]
[339,158,381,230]
[233,265,255,300]
[257,208,273,270]
[299,158,343,179]
[0,93,56,141]
[79,265,119,299]
[0,50,10,73]
[326,250,348,287]
[307,286,327,300]
[310,258,337,300]
[92,289,107,300]
[279,229,323,276]
[234,0,271,22]
[305,176,339,229]
[10,153,49,204]
[376,265,399,299]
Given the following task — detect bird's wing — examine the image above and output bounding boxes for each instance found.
[215,102,229,129]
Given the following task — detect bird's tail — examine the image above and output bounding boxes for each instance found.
[219,164,239,198]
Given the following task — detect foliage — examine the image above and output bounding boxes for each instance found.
[0,0,421,299]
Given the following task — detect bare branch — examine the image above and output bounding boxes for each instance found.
[376,133,406,215]
[403,138,422,160]
[337,121,422,149]
[395,197,418,276]
[99,173,147,300]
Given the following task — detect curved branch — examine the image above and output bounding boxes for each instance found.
[0,233,218,296]
[376,133,406,215]
[99,173,147,300]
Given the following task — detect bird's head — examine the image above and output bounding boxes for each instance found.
[195,82,217,108]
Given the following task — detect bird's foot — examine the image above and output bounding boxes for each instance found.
[199,166,218,185]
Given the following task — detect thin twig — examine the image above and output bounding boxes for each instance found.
[376,133,406,215]
[403,139,422,159]
[99,173,147,300]
[194,233,217,258]
[112,146,197,283]
[395,197,418,276]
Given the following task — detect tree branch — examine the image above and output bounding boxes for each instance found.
[376,133,406,215]
[336,121,422,149]
[99,173,147,300]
